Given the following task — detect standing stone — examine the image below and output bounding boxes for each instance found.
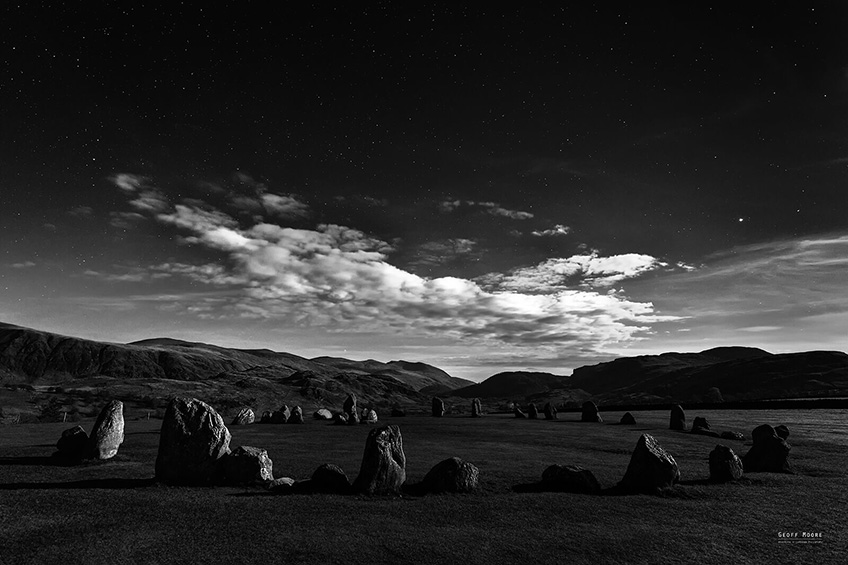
[333,413,349,425]
[155,397,232,486]
[288,406,304,424]
[431,397,445,417]
[543,402,557,420]
[353,425,406,495]
[669,404,686,431]
[471,398,483,417]
[420,457,479,494]
[709,444,744,482]
[581,401,602,423]
[742,424,792,473]
[347,409,360,425]
[221,446,274,485]
[56,425,88,460]
[362,409,378,424]
[231,408,255,426]
[514,404,527,418]
[527,403,539,419]
[310,463,351,494]
[260,410,273,424]
[343,394,357,417]
[691,416,710,432]
[87,400,125,460]
[271,405,290,424]
[620,412,636,425]
[618,434,680,493]
[313,408,333,420]
[541,464,601,494]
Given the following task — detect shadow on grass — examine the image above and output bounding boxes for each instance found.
[0,455,80,467]
[0,477,157,490]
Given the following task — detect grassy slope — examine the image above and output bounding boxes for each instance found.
[0,410,846,565]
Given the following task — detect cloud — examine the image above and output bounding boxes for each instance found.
[479,253,666,292]
[10,261,36,269]
[111,173,145,192]
[68,206,94,218]
[112,190,678,352]
[439,199,534,220]
[531,224,571,237]
[129,189,170,213]
[410,238,479,268]
[109,212,146,230]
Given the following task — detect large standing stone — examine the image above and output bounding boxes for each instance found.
[310,463,352,494]
[471,398,483,417]
[431,397,445,417]
[514,404,527,418]
[669,404,686,431]
[352,425,406,495]
[288,406,304,424]
[527,403,539,419]
[581,401,602,423]
[343,394,357,417]
[620,412,636,425]
[271,405,290,424]
[742,424,792,473]
[709,444,744,482]
[155,397,232,486]
[231,408,255,426]
[541,464,601,494]
[221,446,274,485]
[56,425,88,460]
[87,400,124,459]
[617,434,680,493]
[313,408,333,420]
[543,402,557,420]
[420,457,479,494]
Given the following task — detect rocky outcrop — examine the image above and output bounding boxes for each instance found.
[56,425,88,461]
[580,401,602,423]
[221,446,274,485]
[742,424,792,473]
[155,397,231,486]
[617,434,680,493]
[419,457,479,494]
[709,445,744,482]
[288,406,304,424]
[86,400,124,460]
[352,425,406,495]
[669,405,686,431]
[471,398,483,417]
[313,408,333,420]
[431,397,445,417]
[541,464,601,494]
[620,412,636,425]
[231,408,254,426]
[543,402,557,420]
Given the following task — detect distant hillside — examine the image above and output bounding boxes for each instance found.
[0,322,466,420]
[452,371,568,398]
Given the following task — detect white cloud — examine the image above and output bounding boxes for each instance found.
[259,193,310,219]
[411,238,478,268]
[439,199,534,220]
[68,206,94,218]
[531,224,571,237]
[111,173,145,192]
[10,261,36,269]
[129,189,170,213]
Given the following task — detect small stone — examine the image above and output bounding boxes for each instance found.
[288,406,304,424]
[231,408,255,426]
[362,409,378,424]
[310,463,351,494]
[709,444,744,482]
[221,446,274,486]
[56,425,88,460]
[541,464,601,494]
[333,413,349,425]
[268,477,295,492]
[352,425,406,495]
[720,431,745,441]
[618,434,680,493]
[420,457,479,494]
[471,398,483,417]
[581,401,602,423]
[620,412,636,425]
[543,402,557,420]
[260,410,273,424]
[313,408,333,420]
[669,404,686,431]
[86,400,124,460]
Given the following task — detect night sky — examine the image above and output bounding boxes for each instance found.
[2,3,847,381]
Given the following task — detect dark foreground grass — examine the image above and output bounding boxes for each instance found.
[0,410,846,564]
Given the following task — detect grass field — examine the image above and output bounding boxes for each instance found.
[0,409,846,564]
